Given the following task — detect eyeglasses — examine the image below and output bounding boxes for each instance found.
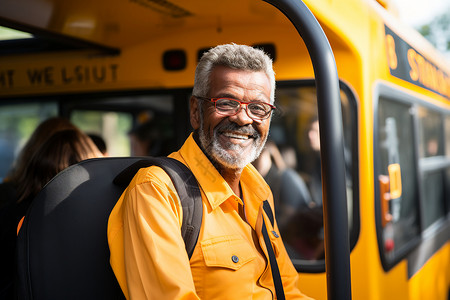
[195,96,275,120]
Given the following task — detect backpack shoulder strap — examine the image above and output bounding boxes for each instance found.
[262,200,285,299]
[114,156,202,258]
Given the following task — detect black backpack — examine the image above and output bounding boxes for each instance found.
[16,157,202,300]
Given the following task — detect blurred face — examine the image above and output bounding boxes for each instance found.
[190,66,272,170]
[129,134,150,156]
[308,120,320,151]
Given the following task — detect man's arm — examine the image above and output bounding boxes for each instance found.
[121,168,200,299]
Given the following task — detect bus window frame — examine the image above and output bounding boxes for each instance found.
[276,79,360,273]
[59,88,193,150]
[373,81,450,275]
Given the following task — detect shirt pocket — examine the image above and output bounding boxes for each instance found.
[201,235,256,270]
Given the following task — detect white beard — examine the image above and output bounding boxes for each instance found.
[198,118,267,170]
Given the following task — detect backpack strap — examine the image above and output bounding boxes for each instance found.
[113,157,202,258]
[262,200,285,300]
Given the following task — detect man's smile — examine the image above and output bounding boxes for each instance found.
[221,131,254,140]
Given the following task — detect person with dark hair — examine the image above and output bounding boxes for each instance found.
[88,133,108,156]
[128,119,171,157]
[0,125,102,299]
[5,117,76,186]
[15,129,102,205]
[108,44,313,299]
[128,120,155,156]
[1,117,79,211]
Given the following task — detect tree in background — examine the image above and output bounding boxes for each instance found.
[417,9,450,59]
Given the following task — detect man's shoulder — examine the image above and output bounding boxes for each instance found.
[131,163,174,187]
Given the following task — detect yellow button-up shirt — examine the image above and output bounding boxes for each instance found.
[108,133,313,299]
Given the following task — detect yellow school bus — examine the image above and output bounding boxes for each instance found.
[0,0,449,299]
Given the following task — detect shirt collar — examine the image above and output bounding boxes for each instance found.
[178,133,271,210]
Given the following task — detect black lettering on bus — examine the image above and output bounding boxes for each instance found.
[27,67,54,85]
[0,70,14,88]
[61,64,118,85]
[74,66,84,83]
[110,64,118,81]
[93,66,106,83]
[61,68,73,84]
[85,66,90,83]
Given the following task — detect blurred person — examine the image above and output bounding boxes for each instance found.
[0,127,102,299]
[1,117,76,213]
[15,128,103,205]
[88,133,108,156]
[301,117,323,206]
[4,117,76,185]
[281,205,325,260]
[253,140,314,229]
[303,116,351,205]
[253,141,324,260]
[128,119,170,157]
[279,143,299,170]
[308,117,321,153]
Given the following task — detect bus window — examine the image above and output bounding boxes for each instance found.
[376,97,420,262]
[418,108,443,158]
[71,110,133,157]
[417,107,446,229]
[66,93,179,158]
[0,102,58,181]
[268,80,358,269]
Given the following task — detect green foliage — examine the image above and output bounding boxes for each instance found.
[70,110,133,156]
[417,8,450,55]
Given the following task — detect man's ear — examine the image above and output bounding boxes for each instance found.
[190,96,200,130]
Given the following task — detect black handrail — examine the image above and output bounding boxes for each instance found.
[263,0,352,299]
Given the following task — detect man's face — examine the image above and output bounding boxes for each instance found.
[191,65,272,170]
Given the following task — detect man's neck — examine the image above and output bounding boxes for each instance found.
[219,167,242,198]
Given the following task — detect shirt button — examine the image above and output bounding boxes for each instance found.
[272,230,279,238]
[231,255,239,263]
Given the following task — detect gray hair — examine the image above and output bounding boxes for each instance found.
[192,43,275,104]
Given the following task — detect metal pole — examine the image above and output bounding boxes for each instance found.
[263,0,352,299]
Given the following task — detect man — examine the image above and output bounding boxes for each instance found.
[108,43,313,299]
